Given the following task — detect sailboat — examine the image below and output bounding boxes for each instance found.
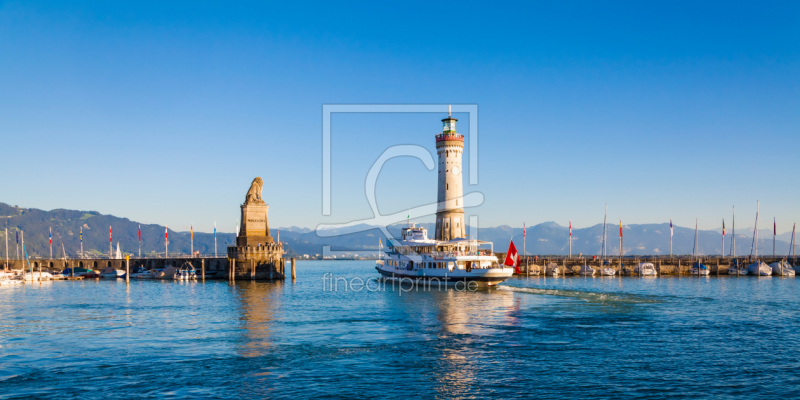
[790,224,800,274]
[771,223,796,277]
[746,201,772,276]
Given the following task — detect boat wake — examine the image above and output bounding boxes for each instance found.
[496,285,663,304]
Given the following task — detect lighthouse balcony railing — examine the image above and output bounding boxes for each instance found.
[435,133,464,142]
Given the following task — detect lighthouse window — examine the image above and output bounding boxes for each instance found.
[447,184,449,190]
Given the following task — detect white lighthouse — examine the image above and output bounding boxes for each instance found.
[435,106,465,241]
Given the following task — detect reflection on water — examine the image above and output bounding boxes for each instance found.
[235,281,283,357]
[2,261,800,398]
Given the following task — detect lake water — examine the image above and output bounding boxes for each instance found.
[2,261,799,399]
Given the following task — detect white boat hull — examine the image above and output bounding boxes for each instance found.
[22,272,54,281]
[600,267,616,276]
[747,262,772,276]
[727,267,747,276]
[769,261,795,277]
[376,265,513,286]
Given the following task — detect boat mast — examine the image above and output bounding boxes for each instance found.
[792,223,796,264]
[692,219,697,264]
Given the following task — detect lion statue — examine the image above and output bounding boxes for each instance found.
[245,177,264,203]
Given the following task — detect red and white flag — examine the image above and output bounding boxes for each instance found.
[670,219,673,238]
[504,239,520,274]
[523,223,526,238]
[569,221,572,237]
[109,226,112,243]
[165,226,169,245]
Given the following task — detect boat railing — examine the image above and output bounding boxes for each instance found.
[429,251,494,258]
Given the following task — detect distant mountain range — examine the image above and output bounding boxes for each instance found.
[0,202,795,258]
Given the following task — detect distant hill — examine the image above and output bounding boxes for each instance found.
[0,202,240,258]
[0,202,793,258]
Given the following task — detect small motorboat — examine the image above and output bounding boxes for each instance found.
[62,267,92,277]
[99,267,125,279]
[769,260,794,277]
[130,267,155,279]
[154,266,177,279]
[22,271,54,281]
[600,267,616,276]
[747,262,772,276]
[690,262,710,276]
[544,262,559,276]
[173,263,197,280]
[578,264,595,276]
[727,266,747,275]
[634,262,657,276]
[80,270,100,279]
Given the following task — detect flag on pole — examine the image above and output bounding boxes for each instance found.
[138,225,141,242]
[504,239,520,274]
[80,227,82,243]
[523,223,526,237]
[49,228,52,245]
[569,221,572,237]
[722,220,726,236]
[191,224,193,241]
[16,231,18,244]
[165,226,168,244]
[670,219,673,237]
[620,221,623,237]
[109,226,112,243]
[774,218,776,236]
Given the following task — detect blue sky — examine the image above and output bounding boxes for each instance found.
[1,1,798,233]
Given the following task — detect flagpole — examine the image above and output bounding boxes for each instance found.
[670,219,673,261]
[619,220,623,272]
[773,218,776,258]
[165,226,168,258]
[49,227,52,259]
[109,226,112,259]
[569,220,572,259]
[4,228,8,271]
[732,206,735,258]
[138,225,141,258]
[722,219,725,259]
[214,221,217,258]
[603,204,607,259]
[191,223,194,257]
[80,227,83,258]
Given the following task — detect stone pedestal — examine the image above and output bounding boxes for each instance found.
[228,176,284,280]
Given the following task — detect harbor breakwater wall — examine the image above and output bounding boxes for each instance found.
[515,255,796,275]
[0,256,284,280]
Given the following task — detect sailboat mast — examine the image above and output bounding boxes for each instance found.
[755,201,759,262]
[793,223,797,264]
[692,219,697,263]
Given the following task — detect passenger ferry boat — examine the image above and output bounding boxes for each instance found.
[375,224,513,286]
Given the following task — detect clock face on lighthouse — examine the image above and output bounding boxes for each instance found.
[452,166,461,176]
